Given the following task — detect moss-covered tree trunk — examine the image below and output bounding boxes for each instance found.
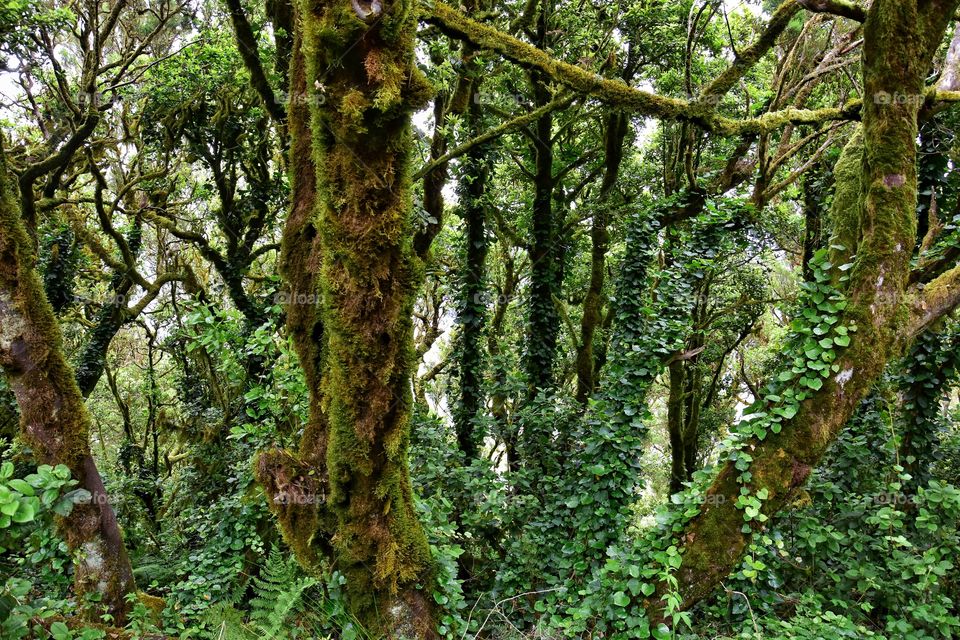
[257,0,438,636]
[651,0,960,620]
[0,146,136,623]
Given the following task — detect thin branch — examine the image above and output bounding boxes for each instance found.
[413,92,576,180]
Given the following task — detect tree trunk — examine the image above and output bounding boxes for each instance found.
[652,0,960,620]
[667,359,687,496]
[524,68,559,396]
[898,328,960,497]
[801,168,824,281]
[452,96,492,461]
[0,145,136,623]
[575,110,628,402]
[74,220,144,398]
[256,0,438,636]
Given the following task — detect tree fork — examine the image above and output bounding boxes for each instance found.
[648,0,960,621]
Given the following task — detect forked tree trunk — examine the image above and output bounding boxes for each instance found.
[650,0,960,620]
[0,145,136,623]
[256,0,438,636]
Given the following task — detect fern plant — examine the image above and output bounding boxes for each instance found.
[202,547,324,640]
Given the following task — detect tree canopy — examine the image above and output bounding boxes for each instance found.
[1,0,960,638]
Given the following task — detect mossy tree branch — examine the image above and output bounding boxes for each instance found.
[223,0,288,126]
[423,2,868,134]
[907,263,960,338]
[697,1,803,102]
[796,0,867,23]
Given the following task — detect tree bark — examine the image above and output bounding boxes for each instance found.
[575,110,628,403]
[256,0,438,636]
[524,68,560,396]
[0,145,136,623]
[74,220,144,398]
[651,0,960,620]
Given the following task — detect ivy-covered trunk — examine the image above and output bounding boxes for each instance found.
[74,219,144,398]
[452,95,492,461]
[524,69,560,396]
[655,0,960,619]
[897,328,960,497]
[575,110,628,403]
[257,0,438,636]
[524,6,560,396]
[0,146,136,623]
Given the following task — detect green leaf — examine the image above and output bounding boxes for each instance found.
[7,480,33,496]
[50,621,70,640]
[53,497,76,517]
[612,591,630,607]
[10,500,35,523]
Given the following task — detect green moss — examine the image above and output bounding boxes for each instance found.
[267,0,439,635]
[660,0,960,619]
[425,2,861,136]
[0,144,136,623]
[137,592,165,622]
[828,128,864,267]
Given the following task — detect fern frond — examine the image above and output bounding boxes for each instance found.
[240,546,321,639]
